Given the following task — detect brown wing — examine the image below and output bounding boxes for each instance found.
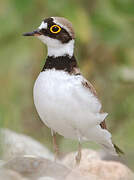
[71,67,81,75]
[71,67,107,129]
[82,78,107,130]
[100,119,107,129]
[75,72,124,155]
[82,80,97,97]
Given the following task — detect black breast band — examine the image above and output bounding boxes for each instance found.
[42,55,78,73]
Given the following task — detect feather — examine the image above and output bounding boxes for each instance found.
[114,144,124,155]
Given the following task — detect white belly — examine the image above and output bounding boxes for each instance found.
[33,70,107,141]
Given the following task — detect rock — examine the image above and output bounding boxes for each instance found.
[38,177,56,180]
[3,155,96,180]
[77,160,134,180]
[62,149,134,180]
[0,169,28,180]
[62,149,101,168]
[0,160,5,167]
[0,129,53,160]
[1,129,133,180]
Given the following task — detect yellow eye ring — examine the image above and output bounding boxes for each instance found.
[50,25,61,34]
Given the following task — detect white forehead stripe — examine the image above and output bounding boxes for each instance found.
[38,21,47,29]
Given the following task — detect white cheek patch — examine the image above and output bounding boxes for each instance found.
[37,35,53,46]
[37,35,62,48]
[37,35,74,57]
[38,21,47,30]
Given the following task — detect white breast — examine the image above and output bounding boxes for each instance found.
[33,70,115,154]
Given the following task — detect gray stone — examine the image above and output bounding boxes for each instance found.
[4,155,94,180]
[1,129,133,180]
[0,129,53,160]
[0,169,28,180]
[62,149,134,180]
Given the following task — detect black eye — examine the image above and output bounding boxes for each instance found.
[52,26,59,32]
[50,25,61,34]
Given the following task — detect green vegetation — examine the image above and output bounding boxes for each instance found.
[0,0,134,169]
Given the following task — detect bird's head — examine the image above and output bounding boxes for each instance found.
[23,17,75,57]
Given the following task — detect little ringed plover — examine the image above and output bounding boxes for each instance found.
[23,17,123,164]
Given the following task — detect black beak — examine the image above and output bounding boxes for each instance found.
[23,30,41,36]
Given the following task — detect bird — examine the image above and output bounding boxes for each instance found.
[23,17,123,164]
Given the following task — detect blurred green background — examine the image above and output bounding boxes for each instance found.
[0,0,134,169]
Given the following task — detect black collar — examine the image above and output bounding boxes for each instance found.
[42,55,78,73]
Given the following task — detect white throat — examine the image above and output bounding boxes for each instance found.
[38,35,74,57]
[48,40,74,57]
